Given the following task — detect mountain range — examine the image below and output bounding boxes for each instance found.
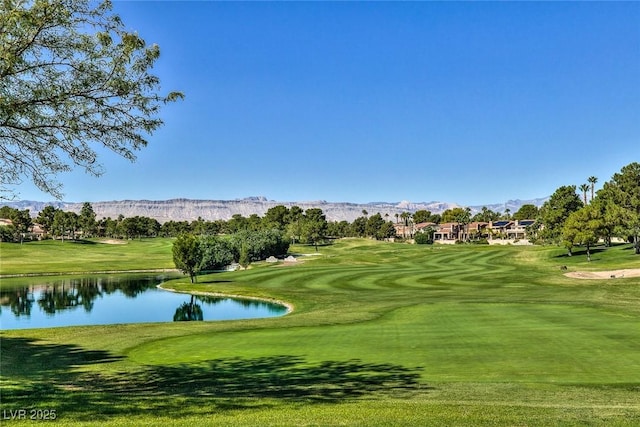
[2,196,549,223]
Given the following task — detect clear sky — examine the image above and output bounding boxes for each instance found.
[13,1,640,206]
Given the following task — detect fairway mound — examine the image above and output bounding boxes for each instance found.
[565,268,640,279]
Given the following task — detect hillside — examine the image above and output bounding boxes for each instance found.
[3,196,548,223]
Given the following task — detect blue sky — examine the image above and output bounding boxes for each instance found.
[14,1,640,206]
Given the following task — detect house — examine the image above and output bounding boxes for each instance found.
[414,222,437,233]
[0,218,46,241]
[433,222,464,241]
[467,222,489,240]
[393,222,436,239]
[487,220,535,240]
[433,222,489,242]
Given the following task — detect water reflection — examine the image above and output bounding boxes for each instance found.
[0,275,287,329]
[1,275,162,317]
[2,287,35,317]
[173,295,203,321]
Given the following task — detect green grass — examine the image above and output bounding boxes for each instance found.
[0,238,175,275]
[1,239,640,426]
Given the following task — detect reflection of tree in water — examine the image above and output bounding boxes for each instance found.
[195,295,286,314]
[194,295,225,305]
[99,276,158,297]
[236,298,287,314]
[0,288,35,317]
[38,277,103,314]
[173,295,203,321]
[1,275,170,317]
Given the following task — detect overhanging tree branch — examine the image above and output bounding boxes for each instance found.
[0,0,184,199]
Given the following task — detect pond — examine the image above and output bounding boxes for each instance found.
[0,274,288,330]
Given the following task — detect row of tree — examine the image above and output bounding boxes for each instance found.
[0,199,546,244]
[533,162,640,258]
[172,229,290,282]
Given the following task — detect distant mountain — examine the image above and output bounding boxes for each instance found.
[2,196,548,223]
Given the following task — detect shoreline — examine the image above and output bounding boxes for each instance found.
[158,284,294,315]
[0,268,179,279]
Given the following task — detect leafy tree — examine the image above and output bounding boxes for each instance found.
[0,205,16,218]
[0,222,16,242]
[228,229,290,262]
[414,229,434,244]
[351,216,367,237]
[441,208,467,224]
[172,234,201,283]
[285,205,304,243]
[365,213,385,239]
[160,220,191,237]
[598,162,640,253]
[301,208,327,251]
[199,236,235,271]
[52,209,77,241]
[593,198,626,247]
[377,221,397,240]
[412,210,432,224]
[472,206,500,223]
[227,214,248,233]
[0,0,183,199]
[327,220,351,238]
[238,243,250,270]
[36,205,59,235]
[562,205,604,261]
[512,204,539,221]
[263,205,289,230]
[190,217,207,235]
[10,208,32,243]
[538,185,583,243]
[78,202,97,237]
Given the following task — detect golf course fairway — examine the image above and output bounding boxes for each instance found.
[1,238,639,426]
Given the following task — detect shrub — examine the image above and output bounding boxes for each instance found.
[414,232,433,245]
[471,238,489,245]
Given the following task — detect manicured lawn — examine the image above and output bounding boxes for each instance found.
[0,238,175,275]
[1,239,639,425]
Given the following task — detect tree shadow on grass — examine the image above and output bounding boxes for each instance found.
[1,337,428,421]
[0,336,124,379]
[554,247,608,258]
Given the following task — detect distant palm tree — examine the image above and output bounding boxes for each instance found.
[395,213,399,224]
[579,183,590,205]
[400,212,410,238]
[588,176,598,202]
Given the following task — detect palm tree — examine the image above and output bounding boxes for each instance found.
[588,176,598,202]
[400,212,410,238]
[579,183,590,205]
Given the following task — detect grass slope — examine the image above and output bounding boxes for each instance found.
[1,239,639,426]
[0,238,175,275]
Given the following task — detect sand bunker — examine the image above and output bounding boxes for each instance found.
[564,269,640,279]
[99,239,127,245]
